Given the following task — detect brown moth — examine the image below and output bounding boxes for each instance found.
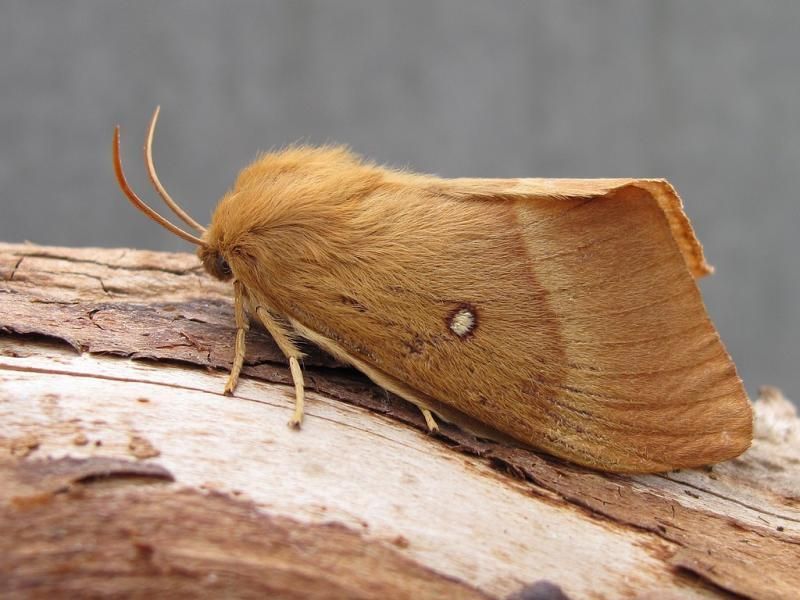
[113,107,753,473]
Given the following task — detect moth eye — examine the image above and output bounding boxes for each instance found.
[216,255,232,277]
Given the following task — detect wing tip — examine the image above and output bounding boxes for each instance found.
[627,180,714,279]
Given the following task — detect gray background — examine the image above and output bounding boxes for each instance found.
[1,2,798,400]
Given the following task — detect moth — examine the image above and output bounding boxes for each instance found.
[113,107,753,473]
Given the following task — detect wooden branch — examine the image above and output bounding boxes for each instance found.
[1,242,798,599]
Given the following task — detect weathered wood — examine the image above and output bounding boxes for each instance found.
[1,242,798,599]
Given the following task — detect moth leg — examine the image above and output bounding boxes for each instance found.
[224,280,249,396]
[420,408,440,433]
[254,306,306,428]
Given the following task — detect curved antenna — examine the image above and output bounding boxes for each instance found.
[145,106,207,233]
[113,125,207,247]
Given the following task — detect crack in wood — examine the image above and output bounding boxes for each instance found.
[0,361,233,399]
[665,476,800,525]
[14,250,204,276]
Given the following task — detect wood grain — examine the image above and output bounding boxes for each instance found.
[1,242,798,599]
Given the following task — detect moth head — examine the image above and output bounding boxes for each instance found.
[114,108,367,286]
[113,106,236,282]
[195,243,233,281]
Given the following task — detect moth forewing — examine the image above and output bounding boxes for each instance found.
[219,157,751,473]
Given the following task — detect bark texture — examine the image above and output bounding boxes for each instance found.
[1,242,798,599]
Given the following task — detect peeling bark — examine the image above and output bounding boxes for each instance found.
[1,242,799,599]
[1,458,487,599]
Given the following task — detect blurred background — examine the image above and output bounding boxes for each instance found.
[1,2,797,400]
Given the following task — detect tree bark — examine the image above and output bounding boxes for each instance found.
[1,242,798,599]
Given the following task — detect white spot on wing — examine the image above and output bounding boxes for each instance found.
[449,307,475,337]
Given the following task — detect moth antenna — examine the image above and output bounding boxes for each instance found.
[113,125,207,247]
[145,106,207,233]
